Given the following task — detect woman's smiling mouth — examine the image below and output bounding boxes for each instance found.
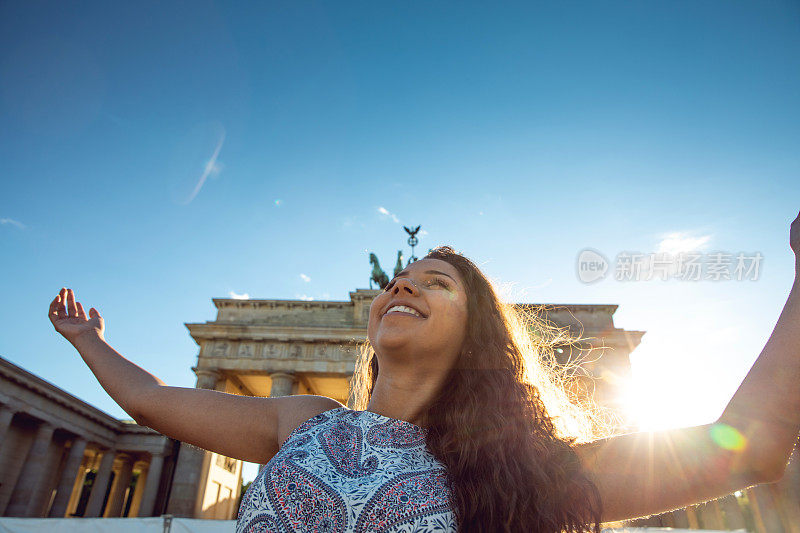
[384,305,425,318]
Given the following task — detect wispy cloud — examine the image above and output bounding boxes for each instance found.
[300,273,311,283]
[183,129,226,205]
[229,290,249,299]
[0,218,26,230]
[528,278,553,290]
[656,232,712,255]
[296,294,314,301]
[340,216,366,231]
[377,206,400,223]
[103,112,128,127]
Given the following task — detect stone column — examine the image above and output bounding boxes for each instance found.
[127,460,148,517]
[105,454,134,517]
[750,484,786,533]
[65,451,94,517]
[671,508,690,528]
[720,493,746,530]
[269,372,297,397]
[697,499,725,529]
[0,405,18,514]
[49,437,88,517]
[5,421,55,516]
[685,505,700,529]
[657,510,675,528]
[194,368,221,390]
[138,452,165,517]
[747,486,766,533]
[767,481,797,533]
[85,448,116,517]
[0,404,15,444]
[774,451,800,533]
[167,368,220,517]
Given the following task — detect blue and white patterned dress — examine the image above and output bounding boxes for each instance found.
[236,407,457,533]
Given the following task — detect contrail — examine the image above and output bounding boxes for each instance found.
[183,129,226,205]
[0,218,26,229]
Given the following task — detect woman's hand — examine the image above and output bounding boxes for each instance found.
[48,288,105,345]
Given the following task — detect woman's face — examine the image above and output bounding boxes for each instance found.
[368,258,468,369]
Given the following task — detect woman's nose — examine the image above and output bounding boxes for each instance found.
[391,277,419,295]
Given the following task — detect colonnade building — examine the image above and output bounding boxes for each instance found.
[0,356,182,519]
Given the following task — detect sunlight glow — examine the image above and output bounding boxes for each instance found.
[620,324,738,432]
[621,367,729,432]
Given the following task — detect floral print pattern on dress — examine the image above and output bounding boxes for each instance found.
[237,407,456,533]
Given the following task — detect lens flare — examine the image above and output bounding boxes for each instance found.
[709,423,747,451]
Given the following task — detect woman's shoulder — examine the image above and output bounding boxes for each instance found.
[276,395,345,447]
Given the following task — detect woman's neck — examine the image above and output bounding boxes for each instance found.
[366,363,448,427]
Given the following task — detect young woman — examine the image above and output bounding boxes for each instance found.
[49,211,800,532]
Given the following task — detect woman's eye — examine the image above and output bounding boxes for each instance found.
[384,280,395,292]
[426,277,449,289]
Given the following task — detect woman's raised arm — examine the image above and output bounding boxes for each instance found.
[48,288,340,464]
[576,209,800,522]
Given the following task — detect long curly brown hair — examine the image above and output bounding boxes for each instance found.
[350,246,604,532]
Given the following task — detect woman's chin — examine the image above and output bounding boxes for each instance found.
[373,330,419,354]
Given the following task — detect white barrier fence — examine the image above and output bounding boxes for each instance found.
[0,517,234,533]
[0,518,745,533]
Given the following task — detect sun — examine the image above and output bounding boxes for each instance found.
[621,337,733,432]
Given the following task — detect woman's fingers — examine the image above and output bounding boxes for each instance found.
[50,288,94,326]
[57,289,68,319]
[66,289,78,318]
[48,294,61,323]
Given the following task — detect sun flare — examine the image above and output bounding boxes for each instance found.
[621,337,734,432]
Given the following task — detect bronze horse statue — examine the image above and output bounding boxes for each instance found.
[369,253,390,289]
[394,250,404,278]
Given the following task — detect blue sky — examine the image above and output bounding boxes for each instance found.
[2,0,799,458]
